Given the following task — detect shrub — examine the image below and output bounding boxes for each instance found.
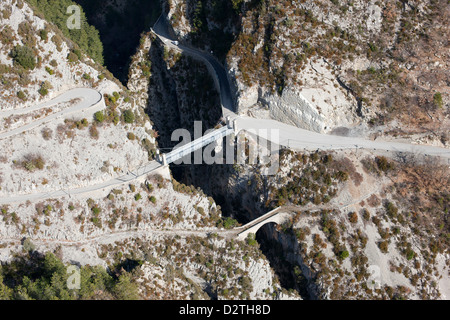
[41,127,52,140]
[92,206,101,215]
[149,196,156,204]
[221,217,239,229]
[385,202,398,219]
[246,233,258,246]
[406,248,415,260]
[89,125,99,139]
[94,111,104,123]
[67,51,78,62]
[22,238,35,252]
[123,110,135,124]
[134,193,142,201]
[10,46,36,70]
[433,92,443,109]
[378,241,389,253]
[39,29,48,41]
[127,132,136,140]
[348,212,358,224]
[339,250,349,260]
[45,66,54,75]
[21,154,45,171]
[17,91,26,100]
[38,81,53,96]
[39,87,48,96]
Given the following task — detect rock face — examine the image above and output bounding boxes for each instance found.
[260,87,325,133]
[0,0,295,301]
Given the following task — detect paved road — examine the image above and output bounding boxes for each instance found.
[152,15,450,161]
[0,160,162,205]
[236,116,450,160]
[0,88,163,205]
[0,16,448,205]
[166,125,234,164]
[0,88,103,140]
[152,15,236,119]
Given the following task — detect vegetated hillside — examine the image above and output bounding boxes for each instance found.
[0,0,293,300]
[0,0,117,107]
[213,143,449,299]
[26,0,104,65]
[73,0,162,84]
[0,0,159,196]
[166,0,449,145]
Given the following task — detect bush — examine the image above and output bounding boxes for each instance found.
[376,156,394,172]
[127,132,136,140]
[123,110,135,124]
[94,111,104,123]
[38,81,53,96]
[39,29,48,41]
[10,46,36,70]
[41,127,52,140]
[17,91,26,100]
[91,206,101,215]
[221,217,239,229]
[339,250,349,260]
[378,241,389,253]
[348,212,358,224]
[67,51,78,62]
[406,248,415,260]
[39,87,48,96]
[45,66,54,75]
[89,125,99,139]
[21,154,45,171]
[246,233,258,246]
[433,92,443,109]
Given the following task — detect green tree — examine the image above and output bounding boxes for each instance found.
[246,233,258,246]
[10,46,36,70]
[112,273,139,300]
[339,250,349,260]
[123,110,135,124]
[433,92,443,109]
[94,111,104,123]
[0,272,13,300]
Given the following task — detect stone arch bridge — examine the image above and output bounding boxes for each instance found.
[234,207,296,241]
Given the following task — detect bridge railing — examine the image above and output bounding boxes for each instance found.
[165,126,234,164]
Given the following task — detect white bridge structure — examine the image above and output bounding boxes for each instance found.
[162,119,235,165]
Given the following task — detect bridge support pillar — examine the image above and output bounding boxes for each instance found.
[162,154,168,166]
[233,119,238,135]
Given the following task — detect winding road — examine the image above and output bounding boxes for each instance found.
[0,88,104,140]
[152,15,450,161]
[0,15,448,205]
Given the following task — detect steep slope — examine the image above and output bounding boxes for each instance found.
[0,0,294,300]
[165,0,449,145]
